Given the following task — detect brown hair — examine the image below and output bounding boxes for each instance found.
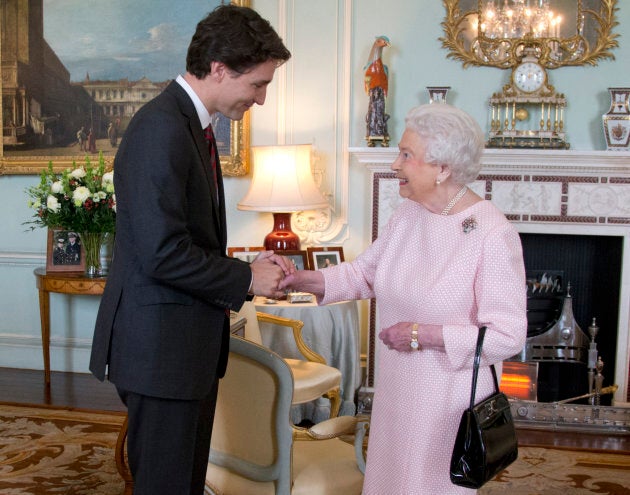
[186,5,291,78]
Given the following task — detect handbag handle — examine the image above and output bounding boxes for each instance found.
[468,326,501,409]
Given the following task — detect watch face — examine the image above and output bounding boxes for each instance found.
[513,62,545,93]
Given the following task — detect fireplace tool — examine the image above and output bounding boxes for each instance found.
[553,384,618,405]
[587,318,601,405]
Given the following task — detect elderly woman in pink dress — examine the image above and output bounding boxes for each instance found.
[280,103,527,494]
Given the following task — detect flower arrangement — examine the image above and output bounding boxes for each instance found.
[25,153,116,234]
[25,154,116,276]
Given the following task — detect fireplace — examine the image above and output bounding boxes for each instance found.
[514,233,623,404]
[350,148,630,422]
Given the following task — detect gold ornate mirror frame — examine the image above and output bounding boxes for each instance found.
[440,0,620,69]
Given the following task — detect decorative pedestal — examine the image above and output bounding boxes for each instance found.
[603,87,630,150]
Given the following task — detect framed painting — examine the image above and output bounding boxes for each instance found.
[307,246,344,270]
[45,228,86,273]
[0,0,250,176]
[227,246,265,263]
[281,250,309,271]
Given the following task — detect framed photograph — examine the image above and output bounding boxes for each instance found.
[0,0,250,176]
[227,246,265,263]
[307,247,345,270]
[281,250,309,270]
[45,228,86,273]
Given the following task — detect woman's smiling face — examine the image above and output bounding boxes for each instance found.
[391,129,440,203]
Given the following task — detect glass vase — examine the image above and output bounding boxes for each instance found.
[79,232,109,277]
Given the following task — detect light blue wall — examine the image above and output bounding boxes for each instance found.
[1,1,628,372]
[348,0,630,150]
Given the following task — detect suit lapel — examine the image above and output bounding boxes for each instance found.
[214,154,228,248]
[191,123,225,239]
[167,81,225,240]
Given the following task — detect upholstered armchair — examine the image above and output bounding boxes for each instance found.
[205,335,368,495]
[236,301,342,421]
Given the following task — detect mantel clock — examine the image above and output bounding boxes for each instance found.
[488,47,568,149]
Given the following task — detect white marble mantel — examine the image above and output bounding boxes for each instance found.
[350,148,630,172]
[350,147,630,404]
[350,147,630,228]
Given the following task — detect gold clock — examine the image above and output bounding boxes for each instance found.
[513,61,546,93]
[487,47,568,149]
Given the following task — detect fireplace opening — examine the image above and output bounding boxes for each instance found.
[514,233,623,405]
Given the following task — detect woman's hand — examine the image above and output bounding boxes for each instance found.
[379,322,419,352]
[379,322,445,352]
[279,269,325,298]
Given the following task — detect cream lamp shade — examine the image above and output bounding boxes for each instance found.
[238,144,328,212]
[237,144,328,250]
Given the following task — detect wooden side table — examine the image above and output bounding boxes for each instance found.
[34,266,248,387]
[34,267,106,386]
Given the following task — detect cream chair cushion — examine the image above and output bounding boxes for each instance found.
[284,358,341,404]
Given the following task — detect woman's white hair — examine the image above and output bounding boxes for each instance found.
[404,104,485,185]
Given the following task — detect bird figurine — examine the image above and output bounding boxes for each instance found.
[364,35,390,96]
[364,35,391,147]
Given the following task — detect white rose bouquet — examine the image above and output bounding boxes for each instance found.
[25,153,116,234]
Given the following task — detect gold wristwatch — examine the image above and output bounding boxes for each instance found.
[410,323,420,351]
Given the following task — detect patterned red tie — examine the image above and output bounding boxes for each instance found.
[204,124,219,198]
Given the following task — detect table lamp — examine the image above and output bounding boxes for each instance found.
[238,144,328,250]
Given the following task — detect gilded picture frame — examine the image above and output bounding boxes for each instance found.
[0,0,250,176]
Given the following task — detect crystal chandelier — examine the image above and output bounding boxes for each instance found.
[480,0,562,39]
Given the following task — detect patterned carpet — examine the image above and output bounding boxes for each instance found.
[1,403,629,494]
[0,404,125,494]
[480,445,630,495]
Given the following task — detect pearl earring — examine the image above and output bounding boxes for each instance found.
[435,179,441,185]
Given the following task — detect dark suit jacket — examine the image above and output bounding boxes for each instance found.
[90,81,251,400]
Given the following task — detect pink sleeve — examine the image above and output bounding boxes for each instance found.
[443,222,528,369]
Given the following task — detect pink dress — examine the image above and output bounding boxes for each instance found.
[321,199,527,494]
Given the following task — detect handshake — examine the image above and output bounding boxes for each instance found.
[249,251,325,300]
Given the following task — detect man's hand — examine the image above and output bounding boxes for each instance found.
[250,250,294,299]
[254,251,296,276]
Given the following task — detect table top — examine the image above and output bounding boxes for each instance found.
[254,295,354,309]
[34,267,107,281]
[34,267,107,295]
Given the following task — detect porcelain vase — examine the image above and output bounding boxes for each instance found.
[427,86,451,104]
[602,87,630,150]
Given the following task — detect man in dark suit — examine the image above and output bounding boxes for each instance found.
[89,6,291,494]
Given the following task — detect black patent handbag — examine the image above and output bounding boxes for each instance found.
[450,326,518,489]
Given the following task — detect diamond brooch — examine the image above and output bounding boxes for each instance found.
[462,216,477,234]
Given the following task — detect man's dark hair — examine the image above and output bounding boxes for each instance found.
[186,5,291,78]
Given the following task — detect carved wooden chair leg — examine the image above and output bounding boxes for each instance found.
[325,387,342,418]
[115,415,134,495]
